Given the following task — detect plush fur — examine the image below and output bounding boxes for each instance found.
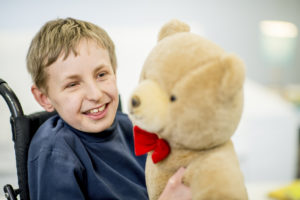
[128,19,248,200]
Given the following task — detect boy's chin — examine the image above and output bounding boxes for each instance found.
[83,112,116,133]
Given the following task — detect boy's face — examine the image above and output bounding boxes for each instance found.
[34,39,119,133]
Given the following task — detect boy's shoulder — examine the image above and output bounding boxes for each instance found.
[31,114,68,142]
[28,114,79,160]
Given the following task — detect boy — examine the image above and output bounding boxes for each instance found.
[27,17,191,200]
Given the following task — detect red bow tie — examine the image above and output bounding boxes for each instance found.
[133,126,170,164]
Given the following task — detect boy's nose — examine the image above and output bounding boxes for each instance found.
[85,82,103,101]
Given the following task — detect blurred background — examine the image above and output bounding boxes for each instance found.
[0,0,299,199]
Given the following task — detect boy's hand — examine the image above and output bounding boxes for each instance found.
[158,167,192,200]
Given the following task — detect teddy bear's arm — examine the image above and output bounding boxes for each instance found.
[187,141,248,200]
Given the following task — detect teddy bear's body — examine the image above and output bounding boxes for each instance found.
[128,20,248,200]
[146,141,247,200]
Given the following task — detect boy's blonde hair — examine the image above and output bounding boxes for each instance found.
[27,17,117,93]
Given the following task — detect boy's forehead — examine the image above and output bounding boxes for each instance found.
[60,39,105,60]
[47,40,111,74]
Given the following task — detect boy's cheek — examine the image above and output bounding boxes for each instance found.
[104,79,118,94]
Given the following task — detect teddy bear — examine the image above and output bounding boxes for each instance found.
[128,19,248,200]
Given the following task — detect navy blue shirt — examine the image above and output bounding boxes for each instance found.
[28,112,148,200]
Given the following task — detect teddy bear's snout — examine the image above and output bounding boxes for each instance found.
[131,95,141,108]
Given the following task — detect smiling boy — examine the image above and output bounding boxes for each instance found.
[32,39,118,133]
[26,18,191,200]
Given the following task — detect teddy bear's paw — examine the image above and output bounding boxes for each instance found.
[158,19,190,41]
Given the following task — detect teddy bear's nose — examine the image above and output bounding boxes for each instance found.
[131,95,141,108]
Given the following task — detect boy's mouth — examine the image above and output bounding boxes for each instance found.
[84,104,107,115]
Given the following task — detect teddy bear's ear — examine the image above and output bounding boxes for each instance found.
[158,19,190,41]
[219,53,245,99]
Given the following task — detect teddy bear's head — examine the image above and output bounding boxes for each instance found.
[128,20,245,150]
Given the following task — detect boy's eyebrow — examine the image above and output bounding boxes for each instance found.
[62,64,110,82]
[64,74,81,81]
[93,64,109,73]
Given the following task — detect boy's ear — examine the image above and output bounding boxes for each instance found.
[31,85,55,112]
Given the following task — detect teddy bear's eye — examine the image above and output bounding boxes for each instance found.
[170,95,177,102]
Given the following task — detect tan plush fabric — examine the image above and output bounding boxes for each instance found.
[128,19,248,200]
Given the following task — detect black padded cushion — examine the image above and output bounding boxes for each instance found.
[11,111,56,200]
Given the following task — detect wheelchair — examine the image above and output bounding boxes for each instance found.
[0,78,122,200]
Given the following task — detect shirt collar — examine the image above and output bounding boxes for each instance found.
[62,116,118,142]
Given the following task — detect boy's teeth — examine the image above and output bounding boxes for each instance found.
[88,105,106,114]
[99,105,105,112]
[90,108,99,113]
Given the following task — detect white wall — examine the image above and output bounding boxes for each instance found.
[0,0,299,193]
[233,80,299,182]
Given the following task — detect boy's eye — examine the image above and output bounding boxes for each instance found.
[97,72,106,78]
[66,82,78,88]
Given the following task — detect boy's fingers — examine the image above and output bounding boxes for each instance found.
[175,167,186,178]
[169,167,186,185]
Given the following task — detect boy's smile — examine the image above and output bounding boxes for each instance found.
[34,39,119,133]
[83,104,108,120]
